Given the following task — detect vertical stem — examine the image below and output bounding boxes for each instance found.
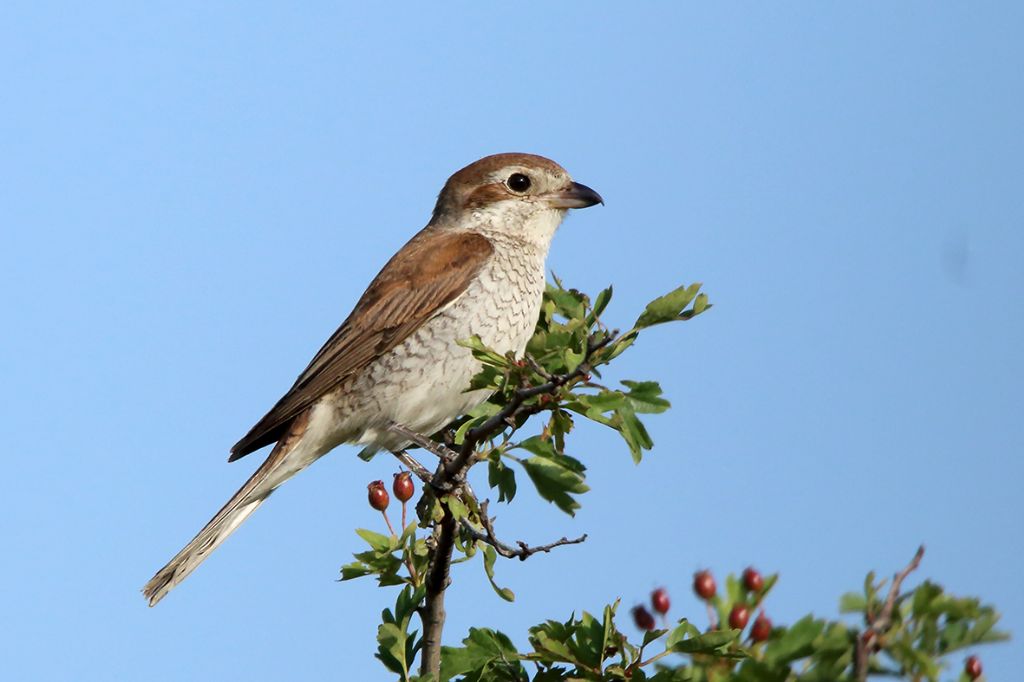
[419,508,456,678]
[381,510,396,537]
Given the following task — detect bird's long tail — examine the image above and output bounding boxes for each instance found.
[143,413,315,606]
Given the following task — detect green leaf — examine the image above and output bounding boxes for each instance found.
[600,601,618,664]
[339,561,373,581]
[689,293,709,317]
[667,626,738,654]
[457,334,511,367]
[911,581,944,617]
[562,346,585,373]
[578,390,627,414]
[454,413,490,445]
[482,545,515,602]
[517,435,559,458]
[641,627,669,648]
[664,620,700,649]
[466,364,504,392]
[548,409,574,453]
[440,628,523,682]
[616,402,654,463]
[764,615,824,665]
[635,283,702,328]
[488,455,517,503]
[605,330,638,362]
[839,592,867,613]
[445,495,469,522]
[395,584,426,628]
[356,528,396,553]
[529,621,579,665]
[520,455,589,516]
[546,283,587,320]
[586,285,613,326]
[376,622,409,678]
[621,380,671,414]
[571,610,610,670]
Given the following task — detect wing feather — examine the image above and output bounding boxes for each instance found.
[228,228,494,461]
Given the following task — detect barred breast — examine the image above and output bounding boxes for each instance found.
[327,237,548,452]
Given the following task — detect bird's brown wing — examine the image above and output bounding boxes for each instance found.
[228,228,494,461]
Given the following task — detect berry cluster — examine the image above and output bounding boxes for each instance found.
[693,566,772,642]
[366,471,417,536]
[631,566,774,645]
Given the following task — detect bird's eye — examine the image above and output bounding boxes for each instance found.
[507,173,532,193]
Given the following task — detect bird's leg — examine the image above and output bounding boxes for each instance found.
[389,450,432,485]
[388,422,459,462]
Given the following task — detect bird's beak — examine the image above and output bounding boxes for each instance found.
[544,182,604,209]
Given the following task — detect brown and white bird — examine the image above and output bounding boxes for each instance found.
[143,153,602,606]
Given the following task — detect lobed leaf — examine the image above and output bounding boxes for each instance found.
[635,283,703,329]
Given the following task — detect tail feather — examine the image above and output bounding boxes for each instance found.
[143,411,315,606]
[143,459,275,606]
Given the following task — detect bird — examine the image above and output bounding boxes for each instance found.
[142,153,603,606]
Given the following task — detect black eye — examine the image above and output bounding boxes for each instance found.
[507,173,531,193]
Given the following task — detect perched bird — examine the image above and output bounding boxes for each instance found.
[143,153,603,606]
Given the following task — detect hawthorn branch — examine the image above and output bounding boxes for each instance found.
[418,510,456,677]
[854,545,925,682]
[461,500,587,560]
[411,331,611,679]
[449,334,613,476]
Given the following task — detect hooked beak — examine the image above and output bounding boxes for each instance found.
[544,181,604,209]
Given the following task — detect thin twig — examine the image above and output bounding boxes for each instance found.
[705,601,718,630]
[854,545,925,682]
[460,500,588,560]
[523,353,553,381]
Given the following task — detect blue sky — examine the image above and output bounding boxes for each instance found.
[2,3,1022,679]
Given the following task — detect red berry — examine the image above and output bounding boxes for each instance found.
[728,604,750,630]
[651,587,670,615]
[392,471,415,502]
[367,480,389,511]
[632,605,656,631]
[742,566,764,592]
[693,570,716,600]
[964,655,982,680]
[750,612,771,642]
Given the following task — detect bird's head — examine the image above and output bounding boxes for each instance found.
[431,153,603,247]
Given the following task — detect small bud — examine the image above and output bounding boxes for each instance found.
[392,471,415,503]
[367,480,389,512]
